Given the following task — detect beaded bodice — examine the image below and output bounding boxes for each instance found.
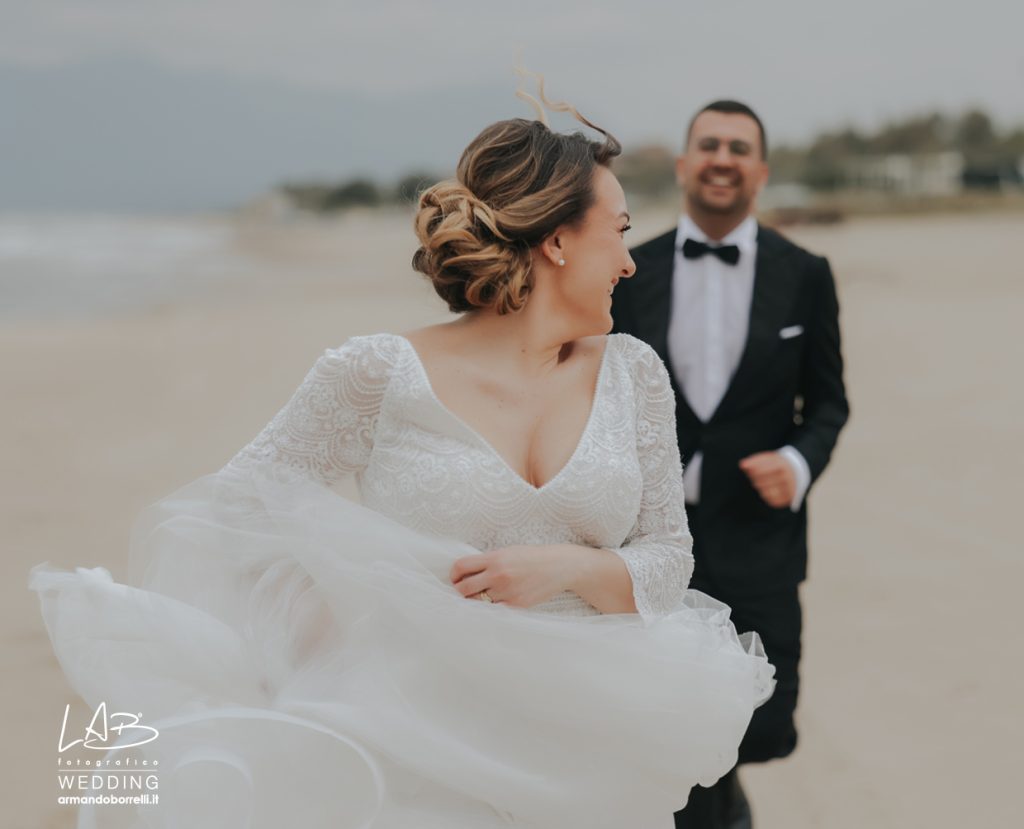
[224,333,693,620]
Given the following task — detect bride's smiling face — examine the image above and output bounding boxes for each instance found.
[541,167,636,334]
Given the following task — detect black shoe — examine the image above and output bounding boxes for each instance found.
[723,771,752,829]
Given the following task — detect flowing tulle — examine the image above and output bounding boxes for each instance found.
[31,466,774,829]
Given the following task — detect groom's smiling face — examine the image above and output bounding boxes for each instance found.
[676,111,769,221]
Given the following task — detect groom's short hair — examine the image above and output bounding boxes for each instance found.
[686,100,767,158]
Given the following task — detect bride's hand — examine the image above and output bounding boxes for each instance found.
[449,545,584,608]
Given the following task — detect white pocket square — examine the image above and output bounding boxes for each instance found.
[779,325,804,339]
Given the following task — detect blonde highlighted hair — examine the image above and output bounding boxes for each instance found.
[412,80,621,314]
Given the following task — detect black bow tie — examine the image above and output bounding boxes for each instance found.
[681,237,741,266]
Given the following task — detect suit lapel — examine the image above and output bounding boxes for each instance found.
[629,229,703,430]
[712,226,799,420]
[630,230,676,364]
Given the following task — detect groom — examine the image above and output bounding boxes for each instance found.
[612,100,848,828]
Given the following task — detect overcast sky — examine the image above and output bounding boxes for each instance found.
[4,1,1023,211]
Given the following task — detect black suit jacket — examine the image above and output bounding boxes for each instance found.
[612,224,849,595]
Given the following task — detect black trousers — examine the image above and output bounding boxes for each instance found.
[674,504,803,828]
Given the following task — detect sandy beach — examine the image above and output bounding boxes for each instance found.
[3,207,1021,828]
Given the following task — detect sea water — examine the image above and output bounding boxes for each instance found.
[0,213,251,319]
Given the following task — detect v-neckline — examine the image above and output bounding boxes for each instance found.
[397,334,613,493]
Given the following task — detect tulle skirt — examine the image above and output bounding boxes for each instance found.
[31,466,774,829]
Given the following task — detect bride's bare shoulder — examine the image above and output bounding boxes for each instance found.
[399,322,463,354]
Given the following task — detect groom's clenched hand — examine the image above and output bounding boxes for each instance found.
[739,452,796,508]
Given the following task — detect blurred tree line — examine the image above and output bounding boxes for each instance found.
[279,171,439,212]
[770,109,1024,190]
[279,109,1024,211]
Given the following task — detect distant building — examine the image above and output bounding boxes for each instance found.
[843,151,965,196]
[760,183,813,210]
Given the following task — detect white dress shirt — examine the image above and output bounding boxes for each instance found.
[668,215,810,512]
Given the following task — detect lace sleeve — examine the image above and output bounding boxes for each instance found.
[612,339,694,622]
[221,334,399,486]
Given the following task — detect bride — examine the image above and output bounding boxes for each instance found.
[31,86,774,829]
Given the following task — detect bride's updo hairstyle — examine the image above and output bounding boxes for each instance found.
[412,79,621,314]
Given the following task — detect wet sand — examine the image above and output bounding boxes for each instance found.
[2,208,1021,828]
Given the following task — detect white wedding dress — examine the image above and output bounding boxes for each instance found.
[31,333,774,829]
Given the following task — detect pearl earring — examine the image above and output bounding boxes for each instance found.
[558,258,566,266]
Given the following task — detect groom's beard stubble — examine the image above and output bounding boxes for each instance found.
[686,167,754,218]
